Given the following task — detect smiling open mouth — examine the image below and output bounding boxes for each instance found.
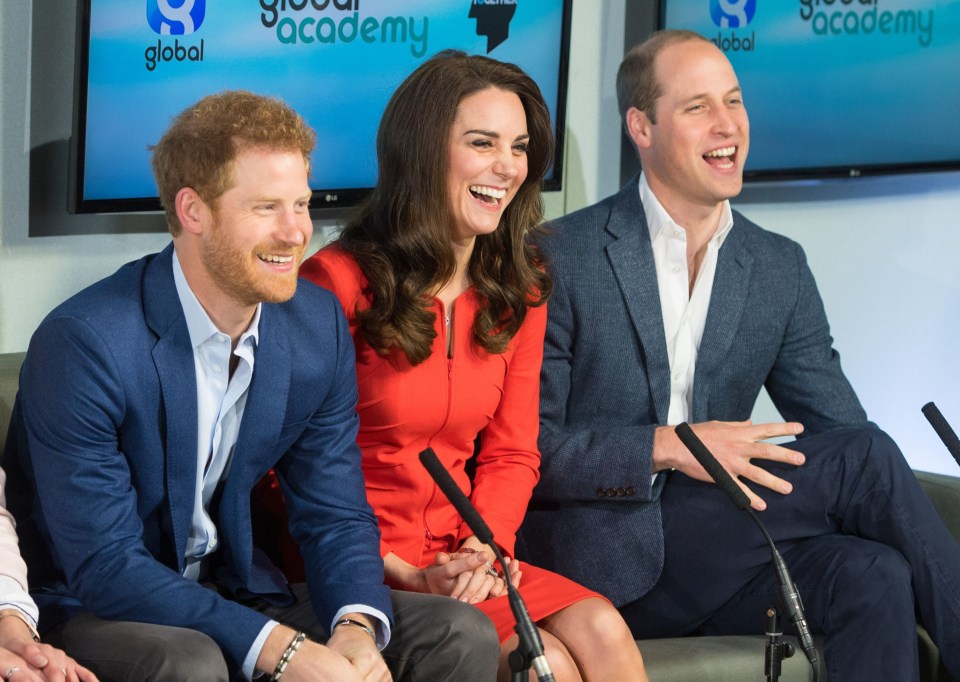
[469,185,506,206]
[257,253,295,264]
[703,146,736,170]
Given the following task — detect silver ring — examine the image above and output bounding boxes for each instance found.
[484,566,500,579]
[4,666,20,681]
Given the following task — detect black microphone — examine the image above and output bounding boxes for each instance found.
[419,448,555,682]
[675,423,820,681]
[922,402,960,468]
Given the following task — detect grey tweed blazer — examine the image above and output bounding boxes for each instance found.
[519,176,867,606]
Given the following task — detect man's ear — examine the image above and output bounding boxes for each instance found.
[175,187,208,236]
[625,106,654,151]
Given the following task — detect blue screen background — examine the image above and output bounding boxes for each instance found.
[663,0,960,174]
[81,0,565,202]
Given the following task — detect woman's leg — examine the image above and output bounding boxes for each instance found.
[497,629,582,682]
[538,597,649,681]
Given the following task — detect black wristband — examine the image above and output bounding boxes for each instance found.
[334,617,377,643]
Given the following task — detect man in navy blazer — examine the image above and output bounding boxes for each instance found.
[520,31,960,681]
[4,92,498,681]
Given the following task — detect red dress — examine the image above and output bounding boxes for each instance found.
[299,244,601,641]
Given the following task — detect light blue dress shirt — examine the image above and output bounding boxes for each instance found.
[172,252,389,678]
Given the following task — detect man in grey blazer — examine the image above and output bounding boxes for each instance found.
[521,30,960,681]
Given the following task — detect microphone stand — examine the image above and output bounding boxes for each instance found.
[674,423,821,682]
[765,606,795,682]
[922,402,960,468]
[418,448,555,682]
[482,542,551,682]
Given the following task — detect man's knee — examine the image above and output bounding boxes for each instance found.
[49,615,229,682]
[830,426,904,469]
[133,627,229,681]
[830,542,913,618]
[425,599,500,670]
[385,592,499,680]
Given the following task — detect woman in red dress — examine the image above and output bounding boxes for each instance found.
[301,51,648,681]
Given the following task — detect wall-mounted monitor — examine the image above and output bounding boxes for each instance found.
[657,0,960,181]
[70,0,572,214]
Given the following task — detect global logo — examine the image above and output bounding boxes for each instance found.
[147,0,206,36]
[710,0,756,28]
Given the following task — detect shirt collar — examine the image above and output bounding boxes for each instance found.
[638,172,734,248]
[172,249,261,350]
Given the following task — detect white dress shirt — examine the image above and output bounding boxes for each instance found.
[639,172,734,426]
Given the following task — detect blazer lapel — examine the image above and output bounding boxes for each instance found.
[604,181,671,424]
[219,304,291,583]
[144,245,198,572]
[693,219,754,420]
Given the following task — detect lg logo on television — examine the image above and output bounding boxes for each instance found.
[147,0,206,35]
[710,0,756,28]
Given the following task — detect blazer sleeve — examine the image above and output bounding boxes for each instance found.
[0,468,38,628]
[270,292,391,630]
[465,303,546,556]
[764,241,868,434]
[534,259,660,505]
[18,316,270,671]
[300,248,401,559]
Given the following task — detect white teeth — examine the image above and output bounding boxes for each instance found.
[704,146,735,158]
[469,185,507,200]
[259,254,293,264]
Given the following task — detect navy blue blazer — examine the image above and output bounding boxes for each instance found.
[520,177,867,607]
[4,244,390,672]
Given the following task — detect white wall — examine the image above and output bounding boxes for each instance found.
[741,174,960,475]
[3,0,960,474]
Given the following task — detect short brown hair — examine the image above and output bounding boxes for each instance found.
[150,90,316,235]
[616,29,711,125]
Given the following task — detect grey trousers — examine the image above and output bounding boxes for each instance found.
[45,587,500,682]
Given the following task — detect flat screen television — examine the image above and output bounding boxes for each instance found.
[70,0,571,214]
[657,0,960,181]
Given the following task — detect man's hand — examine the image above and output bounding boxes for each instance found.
[259,625,379,682]
[326,618,390,682]
[654,420,806,510]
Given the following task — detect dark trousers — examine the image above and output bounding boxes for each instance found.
[46,587,500,682]
[619,426,960,682]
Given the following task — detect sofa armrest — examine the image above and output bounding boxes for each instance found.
[0,352,26,450]
[916,470,960,545]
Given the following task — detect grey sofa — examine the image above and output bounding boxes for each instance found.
[1,352,956,680]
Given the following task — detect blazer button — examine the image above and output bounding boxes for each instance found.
[596,487,607,497]
[616,487,627,497]
[626,486,636,497]
[606,487,617,497]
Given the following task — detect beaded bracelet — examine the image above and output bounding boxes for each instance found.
[270,630,305,681]
[334,617,377,643]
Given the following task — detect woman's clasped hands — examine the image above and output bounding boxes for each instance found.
[425,540,522,604]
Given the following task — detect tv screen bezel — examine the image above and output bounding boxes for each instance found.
[69,0,573,215]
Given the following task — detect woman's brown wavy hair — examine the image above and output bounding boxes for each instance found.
[339,50,553,366]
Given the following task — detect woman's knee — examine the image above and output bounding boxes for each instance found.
[539,630,582,681]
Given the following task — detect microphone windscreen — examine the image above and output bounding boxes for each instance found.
[418,448,495,545]
[922,402,960,463]
[675,422,751,511]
